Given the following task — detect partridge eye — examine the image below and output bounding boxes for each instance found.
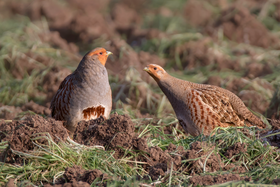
[99,52,103,55]
[154,67,157,70]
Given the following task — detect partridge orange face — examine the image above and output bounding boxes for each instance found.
[144,64,167,82]
[87,48,113,66]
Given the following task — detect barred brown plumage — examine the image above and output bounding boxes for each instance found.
[144,64,266,136]
[50,47,113,136]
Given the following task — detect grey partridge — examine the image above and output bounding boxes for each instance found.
[50,47,112,136]
[144,64,266,136]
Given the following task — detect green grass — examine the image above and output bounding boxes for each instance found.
[1,118,279,186]
[0,18,77,106]
[1,1,280,186]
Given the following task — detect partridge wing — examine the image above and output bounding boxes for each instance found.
[50,74,75,121]
[194,86,244,127]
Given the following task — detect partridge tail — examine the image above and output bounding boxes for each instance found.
[245,112,266,129]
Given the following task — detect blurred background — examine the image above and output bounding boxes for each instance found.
[0,0,280,121]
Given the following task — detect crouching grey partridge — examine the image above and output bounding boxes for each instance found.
[50,47,112,136]
[144,64,266,136]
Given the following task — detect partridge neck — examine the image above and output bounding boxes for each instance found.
[158,74,192,102]
[76,58,105,82]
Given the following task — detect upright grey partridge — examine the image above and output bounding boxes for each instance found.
[50,47,112,136]
[144,64,266,136]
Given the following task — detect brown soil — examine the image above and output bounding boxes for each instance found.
[273,178,280,185]
[270,119,280,130]
[182,141,252,185]
[74,114,135,152]
[204,76,222,87]
[224,163,247,173]
[73,113,181,179]
[106,38,165,83]
[224,143,247,161]
[39,31,78,53]
[1,112,274,185]
[4,51,52,80]
[45,181,90,187]
[2,0,279,186]
[184,0,213,27]
[0,115,68,164]
[267,88,280,119]
[111,3,141,31]
[183,141,224,174]
[225,78,249,95]
[0,105,22,120]
[21,101,51,116]
[7,0,115,43]
[226,77,274,95]
[56,165,107,186]
[5,179,15,187]
[238,90,269,114]
[176,38,240,71]
[0,101,51,120]
[225,78,274,114]
[245,62,273,79]
[213,6,280,48]
[189,174,250,186]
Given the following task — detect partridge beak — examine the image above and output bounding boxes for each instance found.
[144,66,150,72]
[106,51,113,56]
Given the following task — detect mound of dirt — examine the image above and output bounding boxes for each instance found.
[245,62,272,79]
[184,0,213,27]
[39,31,78,53]
[67,0,109,14]
[112,3,141,32]
[204,76,222,87]
[21,101,51,116]
[73,113,182,180]
[183,141,224,174]
[0,115,68,164]
[8,0,79,46]
[74,114,135,151]
[238,90,270,114]
[224,143,247,162]
[0,105,22,120]
[0,101,51,120]
[44,165,108,187]
[176,38,240,71]
[189,174,250,186]
[213,6,279,48]
[7,0,115,43]
[4,179,15,187]
[180,141,253,185]
[106,38,165,83]
[225,78,249,95]
[224,78,274,114]
[45,181,89,187]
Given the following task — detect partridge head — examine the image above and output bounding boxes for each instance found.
[144,64,266,136]
[50,47,113,136]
